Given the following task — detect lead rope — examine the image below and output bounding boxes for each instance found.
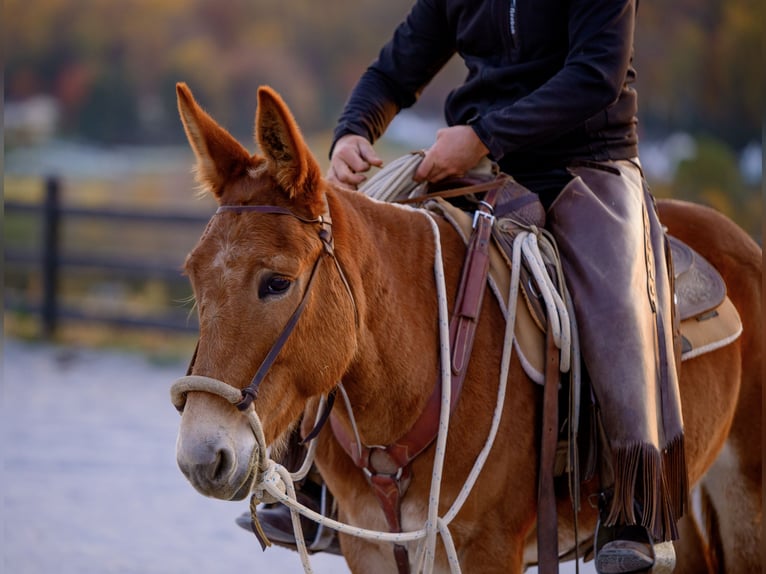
[170,156,574,573]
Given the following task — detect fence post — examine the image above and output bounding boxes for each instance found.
[41,176,61,338]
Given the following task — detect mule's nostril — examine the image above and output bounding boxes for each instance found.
[176,416,255,500]
[212,447,233,482]
[177,438,236,490]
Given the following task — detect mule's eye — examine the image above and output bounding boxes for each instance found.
[259,275,292,298]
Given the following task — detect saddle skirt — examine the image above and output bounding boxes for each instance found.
[429,198,743,385]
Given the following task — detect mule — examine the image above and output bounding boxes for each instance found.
[172,83,762,573]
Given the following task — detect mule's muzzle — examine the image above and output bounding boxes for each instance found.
[176,432,256,500]
[171,375,268,500]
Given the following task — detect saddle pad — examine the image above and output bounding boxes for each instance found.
[430,199,743,385]
[429,199,546,384]
[679,296,742,361]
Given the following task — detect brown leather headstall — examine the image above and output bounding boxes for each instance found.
[182,199,356,417]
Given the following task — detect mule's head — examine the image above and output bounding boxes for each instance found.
[173,83,357,500]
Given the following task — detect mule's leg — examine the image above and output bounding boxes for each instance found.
[698,443,762,572]
[673,345,761,573]
[704,311,763,572]
[671,508,714,574]
[339,536,403,574]
[456,531,526,574]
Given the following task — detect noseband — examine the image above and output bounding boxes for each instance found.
[183,198,356,413]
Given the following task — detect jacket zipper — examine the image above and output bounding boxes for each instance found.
[509,0,518,48]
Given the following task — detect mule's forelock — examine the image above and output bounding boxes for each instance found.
[255,86,323,210]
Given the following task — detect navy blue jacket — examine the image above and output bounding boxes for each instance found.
[332,0,639,175]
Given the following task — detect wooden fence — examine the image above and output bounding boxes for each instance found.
[5,177,210,337]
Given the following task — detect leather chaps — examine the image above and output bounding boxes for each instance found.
[546,159,688,541]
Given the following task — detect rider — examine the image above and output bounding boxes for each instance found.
[248,1,688,571]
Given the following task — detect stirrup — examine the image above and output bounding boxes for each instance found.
[595,537,655,574]
[594,493,655,574]
[308,481,337,552]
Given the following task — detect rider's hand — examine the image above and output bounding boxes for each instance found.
[327,134,383,189]
[414,125,490,183]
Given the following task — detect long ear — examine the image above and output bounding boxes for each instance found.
[255,86,322,201]
[176,83,251,198]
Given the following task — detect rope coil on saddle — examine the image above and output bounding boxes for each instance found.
[170,154,576,574]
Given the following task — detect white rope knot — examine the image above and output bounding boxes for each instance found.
[253,460,286,505]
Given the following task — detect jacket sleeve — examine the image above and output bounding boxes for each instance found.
[331,0,455,156]
[472,0,636,162]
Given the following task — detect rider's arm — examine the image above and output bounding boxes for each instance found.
[330,0,456,157]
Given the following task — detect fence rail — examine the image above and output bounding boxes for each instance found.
[5,176,209,337]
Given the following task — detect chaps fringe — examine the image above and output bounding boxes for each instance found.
[605,436,688,541]
[661,434,688,538]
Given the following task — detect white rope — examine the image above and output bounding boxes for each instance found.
[359,152,498,203]
[440,230,525,527]
[279,463,313,571]
[288,394,325,483]
[336,383,364,460]
[521,235,561,346]
[420,212,453,574]
[522,231,572,372]
[534,229,573,373]
[359,152,426,202]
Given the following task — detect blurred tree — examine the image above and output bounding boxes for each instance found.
[3,0,762,152]
[79,60,141,143]
[671,137,761,237]
[635,0,763,147]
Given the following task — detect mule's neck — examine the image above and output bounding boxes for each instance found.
[330,188,456,447]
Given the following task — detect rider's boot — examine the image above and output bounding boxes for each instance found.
[593,492,655,574]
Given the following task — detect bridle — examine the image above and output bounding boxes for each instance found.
[182,197,356,414]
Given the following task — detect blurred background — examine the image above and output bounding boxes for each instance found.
[4,0,763,348]
[1,1,763,573]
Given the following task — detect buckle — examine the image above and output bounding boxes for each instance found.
[472,206,495,229]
